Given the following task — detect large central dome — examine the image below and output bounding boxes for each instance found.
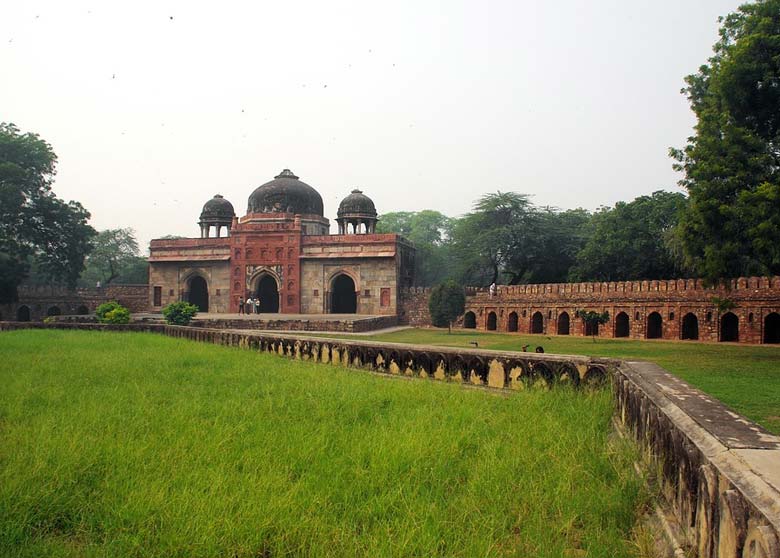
[247,169,324,216]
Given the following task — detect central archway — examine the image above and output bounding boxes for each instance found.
[17,305,30,322]
[647,312,662,339]
[557,312,570,335]
[507,311,518,332]
[255,274,280,313]
[188,276,209,312]
[463,311,476,329]
[531,311,543,334]
[486,311,497,331]
[615,312,629,338]
[720,312,739,342]
[682,313,699,340]
[331,274,357,313]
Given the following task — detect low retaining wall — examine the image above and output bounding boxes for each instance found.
[1,321,778,556]
[189,315,398,333]
[616,362,780,557]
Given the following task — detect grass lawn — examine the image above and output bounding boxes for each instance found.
[0,330,647,558]
[343,328,780,434]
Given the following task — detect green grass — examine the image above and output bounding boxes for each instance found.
[0,330,647,558]
[341,328,780,434]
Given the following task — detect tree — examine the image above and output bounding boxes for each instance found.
[575,310,610,341]
[671,0,780,282]
[377,210,453,286]
[569,191,687,281]
[80,228,143,285]
[0,123,95,302]
[427,280,465,333]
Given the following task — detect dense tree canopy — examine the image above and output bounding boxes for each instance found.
[570,191,687,282]
[0,123,95,302]
[78,228,148,286]
[672,0,780,282]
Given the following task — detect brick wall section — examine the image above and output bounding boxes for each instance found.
[398,287,432,326]
[0,285,150,321]
[190,315,397,333]
[401,277,780,345]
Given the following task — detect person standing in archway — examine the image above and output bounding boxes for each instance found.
[254,297,261,314]
[238,296,245,315]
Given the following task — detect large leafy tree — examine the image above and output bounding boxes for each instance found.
[671,0,780,282]
[570,191,687,281]
[376,210,452,286]
[0,123,95,302]
[79,228,147,286]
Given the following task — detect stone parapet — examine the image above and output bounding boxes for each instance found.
[1,284,150,321]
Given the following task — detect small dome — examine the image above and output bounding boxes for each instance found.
[337,189,377,218]
[247,169,324,216]
[200,194,235,222]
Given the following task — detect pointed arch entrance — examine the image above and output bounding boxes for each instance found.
[17,306,30,322]
[557,312,570,335]
[681,313,699,340]
[764,312,780,344]
[615,312,629,338]
[187,276,209,312]
[647,312,662,339]
[507,311,518,332]
[486,311,497,331]
[720,312,739,342]
[255,274,280,313]
[463,311,476,329]
[530,312,543,334]
[331,274,357,313]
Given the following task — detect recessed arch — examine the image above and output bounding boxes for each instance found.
[254,273,280,313]
[557,312,570,335]
[187,275,209,312]
[615,312,629,338]
[530,311,543,334]
[76,305,89,315]
[47,306,61,317]
[647,312,662,339]
[764,312,780,344]
[463,311,476,329]
[486,311,497,331]
[16,305,31,322]
[681,313,699,340]
[330,273,357,314]
[507,311,518,332]
[720,312,739,342]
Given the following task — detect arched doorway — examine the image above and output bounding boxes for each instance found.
[486,312,497,331]
[331,274,357,313]
[764,312,780,344]
[77,305,89,315]
[615,312,629,338]
[188,276,209,312]
[531,311,543,334]
[255,274,280,313]
[463,311,476,329]
[47,306,61,317]
[17,306,30,322]
[720,312,739,342]
[682,313,699,340]
[647,312,662,339]
[557,312,570,335]
[507,312,518,332]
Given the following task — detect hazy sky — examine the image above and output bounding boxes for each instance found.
[2,0,743,251]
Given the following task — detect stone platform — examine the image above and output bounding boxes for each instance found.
[137,312,399,333]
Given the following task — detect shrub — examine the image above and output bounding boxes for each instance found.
[428,281,465,333]
[96,301,130,324]
[162,301,198,325]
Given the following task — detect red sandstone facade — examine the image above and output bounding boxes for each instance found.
[148,170,415,316]
[456,277,780,344]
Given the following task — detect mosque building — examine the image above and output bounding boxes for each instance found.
[147,170,415,315]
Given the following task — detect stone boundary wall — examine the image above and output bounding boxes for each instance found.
[1,284,150,322]
[400,277,780,344]
[190,315,398,333]
[1,321,778,556]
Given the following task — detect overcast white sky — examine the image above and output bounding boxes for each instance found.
[2,0,742,251]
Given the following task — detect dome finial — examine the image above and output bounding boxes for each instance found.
[275,169,299,179]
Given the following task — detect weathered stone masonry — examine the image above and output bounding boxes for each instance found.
[400,277,780,344]
[1,321,778,557]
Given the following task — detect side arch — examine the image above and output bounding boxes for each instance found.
[463,311,476,329]
[17,305,31,322]
[647,312,662,339]
[486,311,497,331]
[720,312,739,342]
[681,313,699,340]
[557,312,570,335]
[764,312,780,344]
[506,311,518,332]
[614,312,629,338]
[530,311,543,334]
[329,272,357,314]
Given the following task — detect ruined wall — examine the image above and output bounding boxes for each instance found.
[0,284,149,321]
[401,277,780,344]
[398,287,432,326]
